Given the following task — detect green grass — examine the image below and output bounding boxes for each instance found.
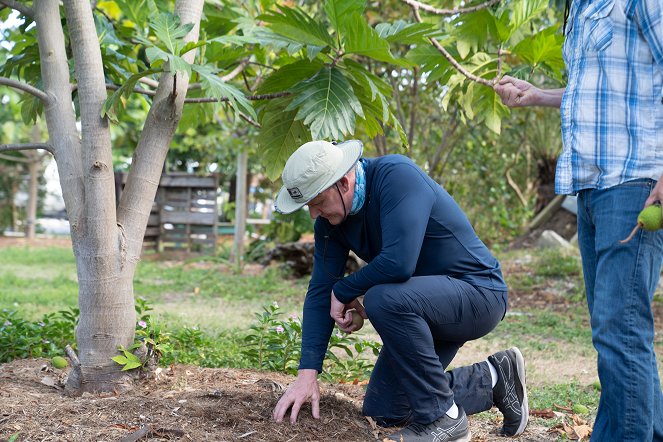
[0,247,78,318]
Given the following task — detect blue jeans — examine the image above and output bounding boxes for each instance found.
[577,179,663,442]
[360,275,507,425]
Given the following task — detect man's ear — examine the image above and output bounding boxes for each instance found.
[338,176,351,193]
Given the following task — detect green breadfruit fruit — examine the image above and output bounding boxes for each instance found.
[620,204,663,243]
[51,356,68,369]
[638,204,663,231]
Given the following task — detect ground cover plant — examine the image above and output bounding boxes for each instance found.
[1,238,662,440]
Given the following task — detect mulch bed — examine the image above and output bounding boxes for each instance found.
[0,359,556,441]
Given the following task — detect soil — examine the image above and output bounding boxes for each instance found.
[0,358,556,442]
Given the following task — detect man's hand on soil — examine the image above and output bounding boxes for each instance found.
[273,369,320,424]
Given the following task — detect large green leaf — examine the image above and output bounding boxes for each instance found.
[208,35,260,46]
[258,97,312,180]
[257,59,324,94]
[94,12,125,47]
[144,45,191,75]
[324,0,366,32]
[258,5,335,49]
[114,0,154,28]
[405,45,452,84]
[343,59,390,118]
[149,12,194,55]
[190,64,256,120]
[511,26,565,81]
[451,9,498,59]
[375,20,435,45]
[251,27,306,55]
[19,94,43,125]
[342,13,400,64]
[496,0,548,42]
[468,83,510,134]
[286,66,364,140]
[101,68,161,123]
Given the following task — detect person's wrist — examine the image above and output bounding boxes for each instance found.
[298,368,318,380]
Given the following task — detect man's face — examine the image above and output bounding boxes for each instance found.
[306,185,346,225]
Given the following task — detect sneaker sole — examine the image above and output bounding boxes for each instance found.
[457,430,471,442]
[510,346,529,436]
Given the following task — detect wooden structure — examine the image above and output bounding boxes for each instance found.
[115,172,218,252]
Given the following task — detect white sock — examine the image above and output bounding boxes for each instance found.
[487,360,498,388]
[445,402,459,419]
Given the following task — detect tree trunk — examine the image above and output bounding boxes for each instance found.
[232,149,248,267]
[27,0,205,394]
[25,154,39,239]
[25,124,43,240]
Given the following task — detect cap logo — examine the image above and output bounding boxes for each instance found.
[287,187,303,199]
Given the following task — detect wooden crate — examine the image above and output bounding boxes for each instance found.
[116,172,218,253]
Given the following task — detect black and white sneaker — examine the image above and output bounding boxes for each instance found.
[488,347,529,437]
[384,407,471,442]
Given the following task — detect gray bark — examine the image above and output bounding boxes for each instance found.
[18,0,205,394]
[233,150,248,267]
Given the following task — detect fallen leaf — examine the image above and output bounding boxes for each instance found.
[573,424,592,440]
[530,408,555,418]
[40,376,62,390]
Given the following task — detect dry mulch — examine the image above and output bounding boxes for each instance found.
[0,358,556,442]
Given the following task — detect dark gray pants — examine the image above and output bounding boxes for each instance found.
[361,275,508,425]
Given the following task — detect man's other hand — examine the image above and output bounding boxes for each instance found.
[330,293,367,333]
[273,369,320,424]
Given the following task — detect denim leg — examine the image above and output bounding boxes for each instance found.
[577,181,663,442]
[362,275,506,425]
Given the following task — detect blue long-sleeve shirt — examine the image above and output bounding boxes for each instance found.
[299,155,507,372]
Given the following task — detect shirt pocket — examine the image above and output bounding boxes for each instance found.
[585,0,615,52]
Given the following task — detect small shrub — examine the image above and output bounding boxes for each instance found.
[242,302,382,382]
[0,307,78,363]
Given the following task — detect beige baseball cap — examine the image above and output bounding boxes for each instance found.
[274,140,363,214]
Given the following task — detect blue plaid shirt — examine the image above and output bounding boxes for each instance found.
[557,0,663,195]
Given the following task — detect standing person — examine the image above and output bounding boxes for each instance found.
[271,140,529,441]
[495,0,663,440]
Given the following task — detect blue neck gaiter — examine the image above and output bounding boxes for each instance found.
[350,159,366,215]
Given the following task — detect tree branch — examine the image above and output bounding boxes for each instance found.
[496,46,504,81]
[407,67,419,148]
[410,7,494,87]
[0,143,54,154]
[401,0,500,15]
[0,76,49,102]
[221,58,250,82]
[105,83,157,97]
[0,152,31,163]
[183,91,291,104]
[0,0,34,18]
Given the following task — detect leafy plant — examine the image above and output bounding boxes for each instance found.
[0,308,78,363]
[242,302,382,381]
[112,299,172,371]
[111,345,144,371]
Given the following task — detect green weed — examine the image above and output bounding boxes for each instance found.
[529,381,599,415]
[534,249,581,278]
